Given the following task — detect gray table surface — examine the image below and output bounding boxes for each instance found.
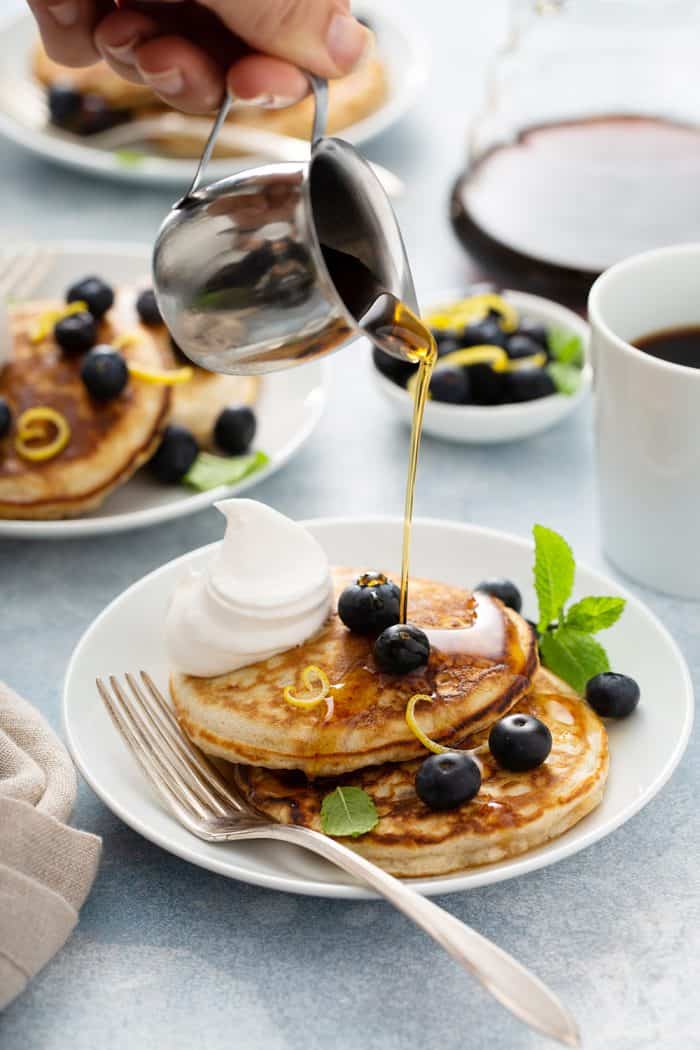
[1,2,698,1048]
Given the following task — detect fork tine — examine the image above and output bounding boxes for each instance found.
[140,671,248,812]
[99,676,209,821]
[0,247,56,301]
[124,673,230,817]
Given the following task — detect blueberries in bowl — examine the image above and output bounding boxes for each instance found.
[214,405,257,455]
[429,366,470,404]
[373,293,585,407]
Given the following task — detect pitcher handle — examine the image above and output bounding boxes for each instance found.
[182,74,329,202]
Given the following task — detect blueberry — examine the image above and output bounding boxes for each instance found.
[79,94,127,136]
[373,347,417,387]
[67,276,114,320]
[434,334,461,357]
[586,673,640,718]
[214,405,257,455]
[54,311,96,355]
[0,397,11,438]
[80,346,128,400]
[429,367,470,404]
[150,425,199,484]
[415,752,481,810]
[489,714,552,771]
[136,289,162,326]
[517,318,549,349]
[475,578,522,613]
[48,84,82,129]
[373,623,430,675]
[503,367,555,403]
[461,316,507,350]
[469,363,505,405]
[338,572,400,635]
[507,333,544,360]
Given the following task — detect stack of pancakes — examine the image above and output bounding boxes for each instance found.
[171,569,609,877]
[0,290,258,519]
[32,44,388,157]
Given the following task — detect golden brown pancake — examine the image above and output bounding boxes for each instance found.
[147,323,259,449]
[170,569,538,777]
[0,297,170,519]
[235,668,609,877]
[33,42,388,156]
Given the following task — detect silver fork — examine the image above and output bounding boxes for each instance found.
[97,672,580,1048]
[0,246,56,301]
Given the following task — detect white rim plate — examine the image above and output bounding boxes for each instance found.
[373,289,593,444]
[0,241,328,538]
[0,7,429,187]
[63,516,694,899]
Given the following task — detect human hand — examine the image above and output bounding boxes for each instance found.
[27,1,371,113]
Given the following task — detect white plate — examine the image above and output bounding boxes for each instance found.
[0,242,328,539]
[0,7,429,187]
[63,516,693,899]
[373,290,592,444]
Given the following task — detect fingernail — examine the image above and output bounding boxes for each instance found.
[103,37,140,67]
[47,1,79,27]
[233,93,302,110]
[137,65,185,97]
[325,13,370,71]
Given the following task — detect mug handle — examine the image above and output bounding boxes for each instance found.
[184,74,329,200]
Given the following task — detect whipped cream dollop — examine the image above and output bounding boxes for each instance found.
[166,499,334,677]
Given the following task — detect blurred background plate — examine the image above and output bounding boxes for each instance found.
[0,241,328,539]
[0,6,429,188]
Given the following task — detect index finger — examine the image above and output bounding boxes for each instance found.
[28,0,113,66]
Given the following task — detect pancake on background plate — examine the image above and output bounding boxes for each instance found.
[0,295,170,520]
[235,667,609,877]
[171,569,538,777]
[32,43,388,155]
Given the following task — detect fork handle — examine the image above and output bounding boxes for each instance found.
[265,824,578,1048]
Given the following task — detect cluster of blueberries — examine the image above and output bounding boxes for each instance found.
[375,312,557,405]
[336,572,639,810]
[0,275,258,484]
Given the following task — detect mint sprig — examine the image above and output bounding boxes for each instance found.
[321,787,378,838]
[547,327,584,367]
[183,450,269,492]
[547,361,582,396]
[532,525,625,693]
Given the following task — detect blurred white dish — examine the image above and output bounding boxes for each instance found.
[0,241,328,539]
[0,7,429,188]
[372,290,591,444]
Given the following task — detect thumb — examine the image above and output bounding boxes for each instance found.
[201,0,371,77]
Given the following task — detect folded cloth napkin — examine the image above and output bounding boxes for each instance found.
[0,681,101,1010]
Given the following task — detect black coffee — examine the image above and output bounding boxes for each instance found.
[634,326,700,369]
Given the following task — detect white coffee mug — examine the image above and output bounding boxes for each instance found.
[589,243,700,598]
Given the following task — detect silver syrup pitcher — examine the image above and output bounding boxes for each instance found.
[152,77,418,375]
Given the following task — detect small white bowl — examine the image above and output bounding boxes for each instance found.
[371,289,591,444]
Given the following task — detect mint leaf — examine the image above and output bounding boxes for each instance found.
[547,361,582,396]
[114,149,144,167]
[547,327,584,367]
[539,627,610,694]
[321,787,378,838]
[533,525,575,632]
[183,450,269,492]
[565,596,626,634]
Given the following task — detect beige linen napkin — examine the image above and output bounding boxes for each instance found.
[0,681,101,1010]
